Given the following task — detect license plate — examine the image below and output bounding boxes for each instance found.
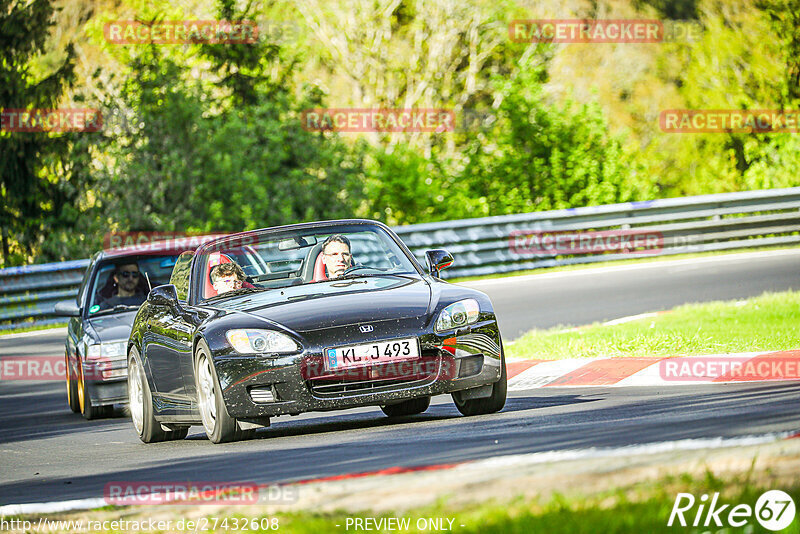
[325,338,420,371]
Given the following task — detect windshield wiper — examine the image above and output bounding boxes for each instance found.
[90,304,140,317]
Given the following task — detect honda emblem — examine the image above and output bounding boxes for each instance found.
[359,325,373,333]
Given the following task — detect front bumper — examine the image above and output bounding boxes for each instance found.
[82,358,129,405]
[214,322,502,418]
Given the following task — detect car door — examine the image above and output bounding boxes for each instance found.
[142,251,198,413]
[143,300,191,413]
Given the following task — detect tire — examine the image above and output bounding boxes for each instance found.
[452,348,507,416]
[195,341,254,444]
[381,396,431,417]
[128,347,187,443]
[78,358,113,420]
[66,353,80,413]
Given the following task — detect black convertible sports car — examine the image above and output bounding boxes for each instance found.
[127,220,507,443]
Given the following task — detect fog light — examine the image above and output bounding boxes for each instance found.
[458,355,484,378]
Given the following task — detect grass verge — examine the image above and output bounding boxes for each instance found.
[14,467,799,533]
[506,290,800,360]
[0,322,67,336]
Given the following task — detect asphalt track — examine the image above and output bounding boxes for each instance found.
[1,250,799,507]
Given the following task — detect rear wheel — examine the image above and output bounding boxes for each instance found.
[78,358,113,420]
[195,342,254,443]
[381,396,431,417]
[128,347,187,443]
[66,354,80,413]
[452,349,507,416]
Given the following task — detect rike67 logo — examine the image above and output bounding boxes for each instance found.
[668,490,796,531]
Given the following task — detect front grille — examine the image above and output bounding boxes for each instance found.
[307,350,442,397]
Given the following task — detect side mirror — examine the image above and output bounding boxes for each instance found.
[425,249,454,278]
[147,284,179,307]
[54,300,81,317]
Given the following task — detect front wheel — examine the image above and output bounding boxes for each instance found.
[195,342,254,444]
[78,359,113,420]
[128,348,187,443]
[66,354,80,413]
[381,396,430,417]
[452,350,507,416]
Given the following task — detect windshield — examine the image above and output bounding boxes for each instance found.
[197,224,419,302]
[87,255,180,316]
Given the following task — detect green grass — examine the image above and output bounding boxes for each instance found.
[23,458,800,533]
[506,290,800,360]
[0,322,67,336]
[449,244,800,283]
[163,472,800,533]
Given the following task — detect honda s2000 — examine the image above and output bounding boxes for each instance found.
[127,220,506,443]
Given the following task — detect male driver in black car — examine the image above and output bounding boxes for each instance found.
[320,234,353,279]
[97,262,148,309]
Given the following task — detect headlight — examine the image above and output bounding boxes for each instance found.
[84,341,126,360]
[435,299,480,332]
[225,329,299,354]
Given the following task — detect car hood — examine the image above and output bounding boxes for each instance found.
[218,275,432,333]
[86,311,137,343]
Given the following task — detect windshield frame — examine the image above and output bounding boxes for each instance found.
[189,220,425,306]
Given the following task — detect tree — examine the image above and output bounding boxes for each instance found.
[458,57,652,216]
[90,0,365,235]
[0,0,81,266]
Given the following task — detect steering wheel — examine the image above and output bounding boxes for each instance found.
[342,264,371,276]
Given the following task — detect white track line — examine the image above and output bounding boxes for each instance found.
[457,431,796,471]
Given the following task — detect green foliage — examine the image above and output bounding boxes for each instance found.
[361,143,459,225]
[89,0,365,236]
[458,58,653,216]
[0,0,91,267]
[6,0,800,266]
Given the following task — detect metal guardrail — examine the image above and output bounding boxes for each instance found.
[2,187,799,330]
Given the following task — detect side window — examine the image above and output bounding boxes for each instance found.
[170,251,194,301]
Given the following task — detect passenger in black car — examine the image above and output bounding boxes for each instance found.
[210,262,246,295]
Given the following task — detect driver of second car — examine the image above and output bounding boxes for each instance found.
[97,261,147,310]
[321,234,352,279]
[210,262,246,295]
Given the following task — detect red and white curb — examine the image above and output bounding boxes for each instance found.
[507,350,800,390]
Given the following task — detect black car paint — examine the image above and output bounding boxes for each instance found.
[129,220,504,426]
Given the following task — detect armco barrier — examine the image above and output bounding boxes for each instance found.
[2,188,799,330]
